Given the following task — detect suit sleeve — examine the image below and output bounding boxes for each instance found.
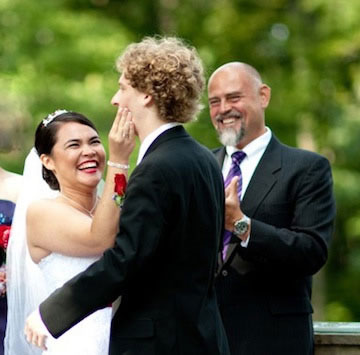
[40,164,169,338]
[238,155,336,276]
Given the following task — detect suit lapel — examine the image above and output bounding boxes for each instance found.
[213,147,227,268]
[213,139,283,219]
[215,136,283,265]
[142,125,188,160]
[241,136,282,217]
[216,242,240,272]
[223,243,237,264]
[213,147,226,168]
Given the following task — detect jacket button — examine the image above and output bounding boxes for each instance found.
[222,270,228,277]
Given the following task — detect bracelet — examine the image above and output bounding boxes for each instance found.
[107,160,130,170]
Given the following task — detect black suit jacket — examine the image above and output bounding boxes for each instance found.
[214,135,336,355]
[40,126,230,355]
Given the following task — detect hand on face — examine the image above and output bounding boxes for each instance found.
[224,176,243,230]
[108,107,136,164]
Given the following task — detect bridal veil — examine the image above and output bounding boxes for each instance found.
[4,148,58,355]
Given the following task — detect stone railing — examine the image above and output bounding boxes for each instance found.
[314,322,360,354]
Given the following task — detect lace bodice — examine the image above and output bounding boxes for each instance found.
[38,253,111,355]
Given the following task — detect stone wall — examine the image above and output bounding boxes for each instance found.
[314,322,360,355]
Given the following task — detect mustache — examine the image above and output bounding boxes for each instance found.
[215,110,242,122]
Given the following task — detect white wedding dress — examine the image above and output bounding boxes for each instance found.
[38,253,111,355]
[4,149,112,355]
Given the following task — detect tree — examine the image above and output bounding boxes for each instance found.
[1,0,360,321]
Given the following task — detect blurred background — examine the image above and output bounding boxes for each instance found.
[1,0,360,322]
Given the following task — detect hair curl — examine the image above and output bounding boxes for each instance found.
[34,111,97,190]
[116,36,205,123]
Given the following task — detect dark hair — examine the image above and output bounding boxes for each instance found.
[35,111,98,190]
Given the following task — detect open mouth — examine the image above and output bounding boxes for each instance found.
[217,117,241,128]
[78,160,98,171]
[220,117,237,125]
[216,111,242,125]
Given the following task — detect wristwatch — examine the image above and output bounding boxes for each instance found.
[233,215,250,237]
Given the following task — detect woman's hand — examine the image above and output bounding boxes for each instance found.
[108,107,136,164]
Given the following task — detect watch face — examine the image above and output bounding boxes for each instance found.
[234,218,249,236]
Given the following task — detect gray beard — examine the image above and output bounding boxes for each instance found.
[218,127,244,147]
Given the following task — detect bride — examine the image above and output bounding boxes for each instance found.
[5,108,135,354]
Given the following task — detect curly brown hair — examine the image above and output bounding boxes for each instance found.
[116,36,205,123]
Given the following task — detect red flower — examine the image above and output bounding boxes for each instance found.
[114,173,127,196]
[0,225,11,249]
[113,174,127,207]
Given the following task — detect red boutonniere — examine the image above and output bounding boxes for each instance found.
[0,225,11,249]
[112,173,127,207]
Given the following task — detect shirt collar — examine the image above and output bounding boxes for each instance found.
[225,127,272,159]
[137,122,182,165]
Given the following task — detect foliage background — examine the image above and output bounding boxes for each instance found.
[1,0,360,321]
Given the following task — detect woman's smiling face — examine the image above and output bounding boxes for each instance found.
[42,121,106,191]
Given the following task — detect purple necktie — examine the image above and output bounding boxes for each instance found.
[222,151,246,260]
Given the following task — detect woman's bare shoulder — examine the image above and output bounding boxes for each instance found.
[27,198,63,221]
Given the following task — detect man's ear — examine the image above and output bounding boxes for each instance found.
[143,94,153,107]
[259,84,271,109]
[40,154,55,172]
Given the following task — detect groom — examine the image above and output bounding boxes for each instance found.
[25,36,230,354]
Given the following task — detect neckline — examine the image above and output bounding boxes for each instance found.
[60,194,98,218]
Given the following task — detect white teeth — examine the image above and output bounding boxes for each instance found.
[79,162,97,170]
[223,118,236,124]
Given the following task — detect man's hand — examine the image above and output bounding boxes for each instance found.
[24,309,49,351]
[224,176,243,231]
